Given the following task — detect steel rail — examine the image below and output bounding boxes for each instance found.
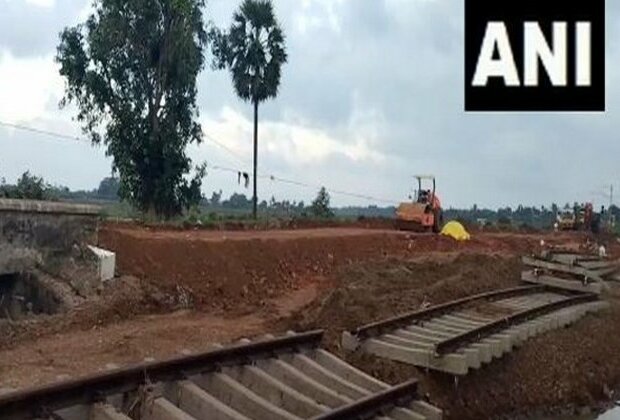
[0,330,324,418]
[435,293,599,355]
[549,252,602,263]
[579,260,619,270]
[310,379,419,420]
[523,257,604,280]
[351,285,546,338]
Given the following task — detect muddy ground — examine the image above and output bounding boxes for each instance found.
[1,225,619,419]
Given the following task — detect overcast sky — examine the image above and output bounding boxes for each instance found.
[0,0,618,209]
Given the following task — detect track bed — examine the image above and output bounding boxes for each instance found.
[0,331,441,420]
[342,286,607,375]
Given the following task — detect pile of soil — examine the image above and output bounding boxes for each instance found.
[99,227,440,314]
[99,225,581,315]
[278,253,522,349]
[276,254,522,357]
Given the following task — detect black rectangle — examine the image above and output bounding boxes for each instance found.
[465,0,605,112]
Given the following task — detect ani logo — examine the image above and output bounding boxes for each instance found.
[465,0,605,112]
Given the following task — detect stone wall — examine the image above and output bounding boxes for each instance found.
[0,199,100,275]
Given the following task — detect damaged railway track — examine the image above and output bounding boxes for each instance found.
[0,330,441,420]
[522,251,620,294]
[342,285,608,376]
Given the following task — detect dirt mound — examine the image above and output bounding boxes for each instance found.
[99,227,451,314]
[276,253,522,354]
[99,224,585,315]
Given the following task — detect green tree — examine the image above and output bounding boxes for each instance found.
[97,177,120,200]
[0,176,9,198]
[16,172,49,200]
[311,187,334,219]
[224,193,253,209]
[0,171,50,200]
[56,0,208,218]
[209,190,223,206]
[210,0,287,219]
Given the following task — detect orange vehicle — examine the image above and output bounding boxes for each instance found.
[396,176,443,232]
[557,208,577,230]
[557,203,596,232]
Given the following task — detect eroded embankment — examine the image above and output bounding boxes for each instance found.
[275,252,620,420]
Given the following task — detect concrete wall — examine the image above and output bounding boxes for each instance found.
[0,199,100,275]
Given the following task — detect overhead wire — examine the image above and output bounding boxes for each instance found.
[202,131,249,167]
[0,119,400,205]
[0,121,86,143]
[201,129,399,204]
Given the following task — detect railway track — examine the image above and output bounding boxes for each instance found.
[342,286,607,375]
[522,252,620,294]
[0,330,441,420]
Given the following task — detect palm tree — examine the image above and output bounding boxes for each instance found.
[211,0,287,219]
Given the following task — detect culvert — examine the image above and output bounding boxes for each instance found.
[0,272,62,320]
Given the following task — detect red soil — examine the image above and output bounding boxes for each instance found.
[1,223,613,420]
[98,224,583,315]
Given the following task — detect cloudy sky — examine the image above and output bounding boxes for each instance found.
[0,0,618,209]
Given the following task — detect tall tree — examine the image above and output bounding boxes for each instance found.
[56,0,208,218]
[311,187,334,219]
[210,0,287,219]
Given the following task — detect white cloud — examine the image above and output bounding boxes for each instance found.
[0,50,63,122]
[201,106,387,168]
[293,0,343,34]
[24,0,55,7]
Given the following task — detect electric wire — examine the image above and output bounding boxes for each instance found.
[0,119,400,205]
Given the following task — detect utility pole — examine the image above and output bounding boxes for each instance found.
[607,184,614,230]
[611,185,615,229]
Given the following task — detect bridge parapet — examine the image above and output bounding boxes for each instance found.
[0,199,101,275]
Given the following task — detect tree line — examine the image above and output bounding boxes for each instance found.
[0,172,120,202]
[0,172,335,219]
[4,171,617,230]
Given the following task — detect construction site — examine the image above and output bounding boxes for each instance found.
[1,0,619,419]
[0,195,620,420]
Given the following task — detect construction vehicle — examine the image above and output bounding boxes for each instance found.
[396,176,443,232]
[557,208,577,230]
[557,203,598,232]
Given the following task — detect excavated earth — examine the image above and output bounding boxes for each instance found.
[97,225,579,314]
[275,252,620,419]
[1,224,619,420]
